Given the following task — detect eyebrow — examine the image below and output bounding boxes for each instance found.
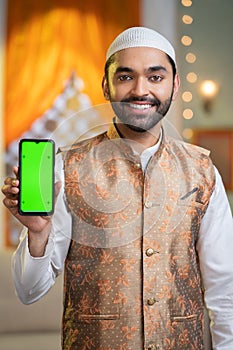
[147,65,168,73]
[115,67,134,74]
[114,65,168,74]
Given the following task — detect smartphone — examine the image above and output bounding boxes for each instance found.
[19,139,55,216]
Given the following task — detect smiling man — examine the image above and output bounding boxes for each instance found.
[2,27,233,350]
[103,49,179,135]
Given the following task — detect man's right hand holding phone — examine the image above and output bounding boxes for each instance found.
[1,166,61,257]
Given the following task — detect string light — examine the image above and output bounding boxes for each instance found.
[200,80,219,98]
[182,91,193,102]
[181,0,197,131]
[183,109,194,119]
[185,52,196,63]
[181,35,192,46]
[182,15,193,24]
[181,0,192,7]
[186,72,197,83]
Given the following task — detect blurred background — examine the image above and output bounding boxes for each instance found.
[0,0,232,348]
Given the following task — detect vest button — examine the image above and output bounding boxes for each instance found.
[146,248,154,257]
[148,344,160,350]
[145,201,153,208]
[148,345,154,350]
[134,162,141,169]
[147,297,157,306]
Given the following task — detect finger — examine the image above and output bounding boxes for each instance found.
[4,176,19,188]
[3,197,18,209]
[2,183,13,194]
[13,166,19,178]
[3,174,19,188]
[2,179,19,194]
[1,184,18,196]
[4,167,19,185]
[4,177,14,185]
[11,178,19,187]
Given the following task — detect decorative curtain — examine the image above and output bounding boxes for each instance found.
[4,0,139,146]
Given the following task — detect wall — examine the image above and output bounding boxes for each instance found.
[179,0,233,127]
[178,0,233,209]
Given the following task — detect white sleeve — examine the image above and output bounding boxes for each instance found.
[11,153,71,304]
[197,167,233,349]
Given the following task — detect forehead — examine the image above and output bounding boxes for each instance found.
[110,47,172,72]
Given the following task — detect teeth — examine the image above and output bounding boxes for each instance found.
[129,103,152,110]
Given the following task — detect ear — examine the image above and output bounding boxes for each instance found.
[102,76,110,100]
[172,73,181,101]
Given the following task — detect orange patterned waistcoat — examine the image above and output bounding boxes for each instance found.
[61,125,215,350]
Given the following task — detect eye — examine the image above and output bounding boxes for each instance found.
[117,75,132,81]
[149,75,163,83]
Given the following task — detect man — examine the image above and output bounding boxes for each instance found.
[2,27,233,350]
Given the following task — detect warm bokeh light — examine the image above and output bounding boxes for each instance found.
[181,35,193,46]
[200,80,219,98]
[181,0,193,7]
[182,15,193,24]
[186,72,198,83]
[182,128,194,139]
[185,52,196,63]
[182,91,193,102]
[183,108,194,119]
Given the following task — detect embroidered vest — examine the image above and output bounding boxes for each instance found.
[61,126,215,350]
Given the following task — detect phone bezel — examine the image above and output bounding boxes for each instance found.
[18,138,55,216]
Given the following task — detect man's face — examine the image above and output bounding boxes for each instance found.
[102,47,180,132]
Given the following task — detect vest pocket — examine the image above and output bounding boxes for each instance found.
[171,314,197,322]
[170,313,203,348]
[77,305,120,321]
[178,186,209,211]
[177,198,207,217]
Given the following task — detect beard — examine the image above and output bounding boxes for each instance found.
[110,94,173,133]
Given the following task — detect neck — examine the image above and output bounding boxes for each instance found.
[115,117,162,151]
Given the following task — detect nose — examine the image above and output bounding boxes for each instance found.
[131,77,149,97]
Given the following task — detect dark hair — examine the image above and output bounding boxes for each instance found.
[104,54,116,83]
[166,54,177,79]
[104,52,177,82]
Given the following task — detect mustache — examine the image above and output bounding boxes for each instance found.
[120,96,161,107]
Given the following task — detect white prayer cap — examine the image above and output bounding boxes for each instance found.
[106,26,176,66]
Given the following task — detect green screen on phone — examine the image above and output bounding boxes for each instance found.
[19,139,55,215]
